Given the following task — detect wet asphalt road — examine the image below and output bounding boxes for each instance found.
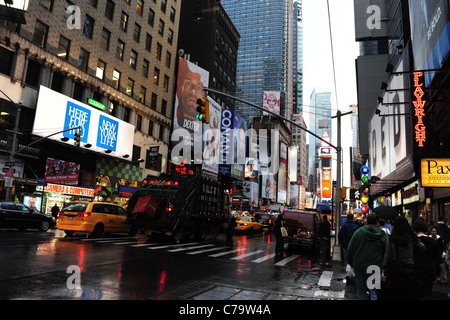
[0,227,354,301]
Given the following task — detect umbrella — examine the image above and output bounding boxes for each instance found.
[373,206,398,221]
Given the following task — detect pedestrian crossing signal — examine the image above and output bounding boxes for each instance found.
[196,97,209,124]
[74,129,81,147]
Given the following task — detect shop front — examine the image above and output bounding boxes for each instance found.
[402,179,426,224]
[95,158,142,206]
[41,183,95,215]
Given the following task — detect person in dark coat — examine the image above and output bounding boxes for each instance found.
[51,203,60,220]
[338,213,359,271]
[226,215,237,246]
[318,215,331,264]
[274,213,284,256]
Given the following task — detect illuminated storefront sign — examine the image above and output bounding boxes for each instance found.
[45,183,94,197]
[421,158,450,187]
[412,72,426,147]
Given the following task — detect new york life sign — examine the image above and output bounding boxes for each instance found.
[33,86,134,159]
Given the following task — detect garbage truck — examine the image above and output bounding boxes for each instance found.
[126,173,230,241]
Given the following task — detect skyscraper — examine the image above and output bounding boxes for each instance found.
[308,89,332,192]
[293,0,304,114]
[221,0,294,123]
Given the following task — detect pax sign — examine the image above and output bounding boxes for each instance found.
[421,158,450,187]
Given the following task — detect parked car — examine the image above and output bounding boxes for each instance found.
[282,209,320,253]
[57,201,130,237]
[235,216,262,233]
[0,201,55,232]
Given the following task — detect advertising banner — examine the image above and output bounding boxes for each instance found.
[277,143,287,204]
[44,157,80,185]
[409,0,450,85]
[263,91,280,115]
[33,86,134,160]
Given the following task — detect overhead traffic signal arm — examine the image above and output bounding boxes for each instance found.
[196,97,210,124]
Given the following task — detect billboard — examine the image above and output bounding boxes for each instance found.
[33,86,134,160]
[202,97,221,175]
[44,157,80,186]
[277,143,287,204]
[369,61,410,179]
[263,91,280,115]
[409,0,450,86]
[173,57,209,134]
[421,158,450,187]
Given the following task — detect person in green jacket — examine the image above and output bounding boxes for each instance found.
[347,213,387,300]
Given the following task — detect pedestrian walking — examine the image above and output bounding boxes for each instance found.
[429,226,446,259]
[412,218,448,299]
[381,216,417,299]
[435,216,449,248]
[273,213,284,256]
[51,203,60,220]
[347,213,387,300]
[338,213,359,275]
[318,215,331,265]
[226,215,237,246]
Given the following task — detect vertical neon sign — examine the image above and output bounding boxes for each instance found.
[412,72,426,147]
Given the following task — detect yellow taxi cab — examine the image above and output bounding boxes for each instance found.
[235,215,262,233]
[56,201,130,237]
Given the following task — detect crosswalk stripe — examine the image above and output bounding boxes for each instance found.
[187,246,231,255]
[148,242,202,250]
[251,253,276,263]
[208,248,241,257]
[274,254,300,266]
[230,250,264,260]
[81,237,136,242]
[318,271,333,287]
[113,241,139,245]
[168,244,215,252]
[130,243,159,247]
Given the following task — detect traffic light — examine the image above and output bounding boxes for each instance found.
[74,129,81,147]
[196,97,209,124]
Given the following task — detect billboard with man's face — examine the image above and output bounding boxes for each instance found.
[174,57,209,135]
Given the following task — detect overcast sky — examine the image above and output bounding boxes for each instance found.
[303,0,360,187]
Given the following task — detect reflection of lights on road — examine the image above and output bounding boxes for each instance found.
[78,244,85,270]
[36,239,57,256]
[159,270,167,292]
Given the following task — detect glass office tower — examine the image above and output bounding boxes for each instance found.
[222,0,293,123]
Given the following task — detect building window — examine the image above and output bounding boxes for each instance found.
[148,120,153,136]
[124,107,130,123]
[88,0,98,7]
[151,93,157,109]
[139,86,146,104]
[83,15,95,39]
[39,0,53,11]
[163,75,169,92]
[96,59,106,80]
[153,67,160,85]
[145,33,152,52]
[133,23,141,42]
[148,8,155,26]
[78,48,90,71]
[0,47,14,76]
[158,19,165,36]
[136,114,142,131]
[167,28,173,45]
[159,125,164,141]
[161,99,167,117]
[126,78,134,96]
[101,28,111,51]
[156,42,162,60]
[116,39,125,60]
[33,20,48,48]
[120,11,129,32]
[112,69,121,89]
[105,0,115,21]
[63,1,75,23]
[130,50,137,70]
[57,35,71,60]
[165,51,171,68]
[170,6,175,22]
[142,59,149,78]
[161,0,167,13]
[25,59,41,88]
[136,0,144,16]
